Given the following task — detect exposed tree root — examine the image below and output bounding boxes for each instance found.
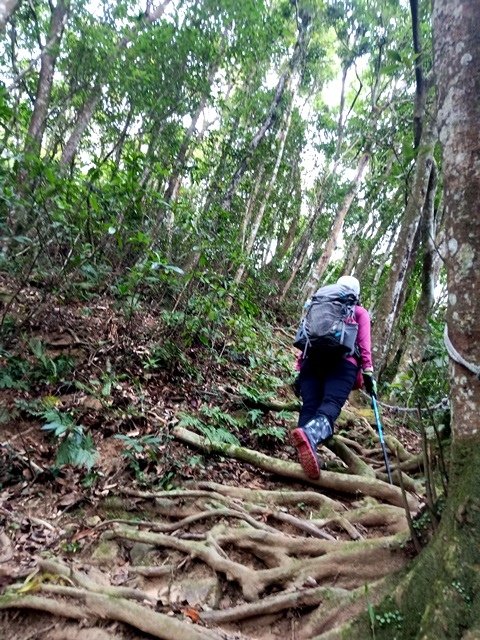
[0,401,425,640]
[326,437,376,477]
[302,578,390,639]
[37,558,157,604]
[201,584,350,624]
[0,570,226,640]
[0,594,88,620]
[106,524,409,601]
[173,426,420,511]
[192,481,346,512]
[247,506,337,540]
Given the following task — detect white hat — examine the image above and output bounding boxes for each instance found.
[337,275,360,297]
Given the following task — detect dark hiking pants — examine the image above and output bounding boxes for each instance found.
[298,354,359,431]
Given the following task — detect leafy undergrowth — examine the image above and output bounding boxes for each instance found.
[0,282,426,640]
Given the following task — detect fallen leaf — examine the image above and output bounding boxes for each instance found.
[183,607,200,623]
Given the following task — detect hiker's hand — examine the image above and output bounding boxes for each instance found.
[292,375,301,398]
[363,370,377,397]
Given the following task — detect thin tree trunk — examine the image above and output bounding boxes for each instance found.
[393,161,439,380]
[24,0,70,156]
[353,189,402,282]
[239,165,266,251]
[277,63,357,304]
[409,0,426,149]
[0,0,21,31]
[272,165,301,264]
[367,226,398,314]
[233,97,294,286]
[303,151,370,298]
[220,15,310,211]
[60,84,101,166]
[371,120,436,374]
[164,62,218,205]
[59,0,172,167]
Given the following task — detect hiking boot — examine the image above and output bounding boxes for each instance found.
[304,414,333,444]
[291,428,321,479]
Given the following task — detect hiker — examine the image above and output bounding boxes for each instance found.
[291,275,376,479]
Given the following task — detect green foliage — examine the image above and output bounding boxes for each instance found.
[0,343,74,390]
[177,408,241,447]
[114,433,164,481]
[384,316,449,409]
[375,608,403,630]
[251,424,286,442]
[0,0,438,418]
[41,409,98,470]
[365,592,404,639]
[238,385,274,404]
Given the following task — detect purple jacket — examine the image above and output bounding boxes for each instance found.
[346,305,373,371]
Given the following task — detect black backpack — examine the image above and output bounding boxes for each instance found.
[294,284,359,357]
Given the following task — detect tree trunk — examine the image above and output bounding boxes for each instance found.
[392,161,439,381]
[60,88,101,166]
[0,0,21,31]
[220,15,310,211]
[24,0,70,156]
[272,165,302,265]
[277,184,328,304]
[409,0,426,149]
[59,0,172,167]
[277,62,358,305]
[233,96,294,286]
[353,191,401,282]
[371,120,435,375]
[239,165,266,252]
[367,226,398,314]
[164,62,218,206]
[347,4,480,638]
[303,151,370,298]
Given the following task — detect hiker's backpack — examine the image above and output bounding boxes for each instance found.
[293,284,359,357]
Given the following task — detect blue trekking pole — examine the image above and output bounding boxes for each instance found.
[371,395,393,484]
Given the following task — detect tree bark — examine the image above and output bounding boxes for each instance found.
[60,88,101,166]
[303,151,370,298]
[24,0,70,156]
[393,161,439,380]
[233,96,294,286]
[220,15,310,211]
[344,4,480,638]
[409,0,426,149]
[371,119,435,375]
[239,165,266,252]
[0,0,21,31]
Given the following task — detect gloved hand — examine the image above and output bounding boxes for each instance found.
[363,370,377,397]
[292,375,301,398]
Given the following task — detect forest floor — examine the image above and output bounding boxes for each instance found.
[0,280,427,640]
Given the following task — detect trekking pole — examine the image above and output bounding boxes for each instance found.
[371,394,393,484]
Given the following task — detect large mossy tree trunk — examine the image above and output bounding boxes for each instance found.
[395,440,480,638]
[343,2,480,638]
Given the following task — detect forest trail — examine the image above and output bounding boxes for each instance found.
[0,288,426,640]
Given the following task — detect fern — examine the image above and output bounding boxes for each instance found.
[200,405,241,428]
[41,410,98,470]
[197,424,240,446]
[247,408,264,425]
[177,413,205,430]
[251,425,286,442]
[178,408,240,446]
